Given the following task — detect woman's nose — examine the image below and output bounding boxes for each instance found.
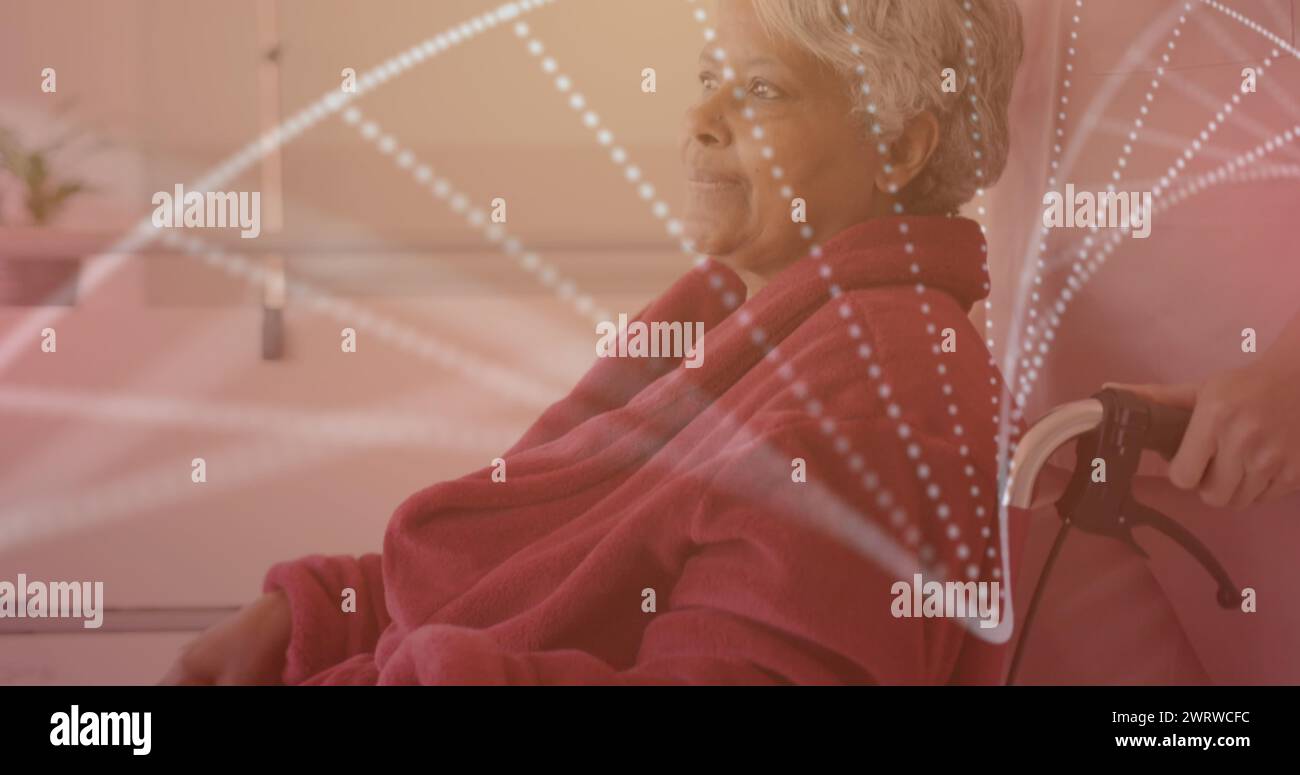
[684,90,733,148]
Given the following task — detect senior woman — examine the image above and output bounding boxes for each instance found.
[163,0,1026,686]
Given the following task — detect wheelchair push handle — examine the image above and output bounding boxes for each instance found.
[1006,389,1230,685]
[1003,389,1190,510]
[1004,387,1238,613]
[1144,399,1193,462]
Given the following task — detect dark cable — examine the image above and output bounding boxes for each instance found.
[1005,522,1072,686]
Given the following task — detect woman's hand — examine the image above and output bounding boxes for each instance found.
[1104,349,1300,511]
[159,591,292,685]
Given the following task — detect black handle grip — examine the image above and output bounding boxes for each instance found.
[1145,401,1193,461]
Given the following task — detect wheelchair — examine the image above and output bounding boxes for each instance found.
[1003,387,1241,684]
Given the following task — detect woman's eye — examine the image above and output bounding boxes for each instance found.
[749,79,780,100]
[699,73,719,92]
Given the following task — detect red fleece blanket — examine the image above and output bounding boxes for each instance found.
[265,215,1027,685]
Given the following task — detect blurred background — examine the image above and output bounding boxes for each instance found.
[0,0,1297,683]
[1,0,704,682]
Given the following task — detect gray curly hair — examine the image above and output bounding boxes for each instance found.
[752,0,1025,215]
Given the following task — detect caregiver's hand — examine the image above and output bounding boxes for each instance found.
[1103,342,1300,510]
[159,591,292,685]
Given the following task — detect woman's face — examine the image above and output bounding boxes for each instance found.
[680,0,887,280]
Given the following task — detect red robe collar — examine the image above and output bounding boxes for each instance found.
[506,215,990,456]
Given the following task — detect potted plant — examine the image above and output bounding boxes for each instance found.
[0,116,102,306]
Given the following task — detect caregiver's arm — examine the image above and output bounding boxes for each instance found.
[1106,306,1300,510]
[161,553,389,685]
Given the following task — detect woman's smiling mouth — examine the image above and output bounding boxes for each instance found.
[687,179,743,192]
[687,167,743,188]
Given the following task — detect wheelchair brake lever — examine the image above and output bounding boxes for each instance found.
[1122,498,1239,609]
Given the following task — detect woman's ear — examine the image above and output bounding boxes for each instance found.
[874,110,941,196]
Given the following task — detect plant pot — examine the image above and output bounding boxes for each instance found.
[0,227,110,306]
